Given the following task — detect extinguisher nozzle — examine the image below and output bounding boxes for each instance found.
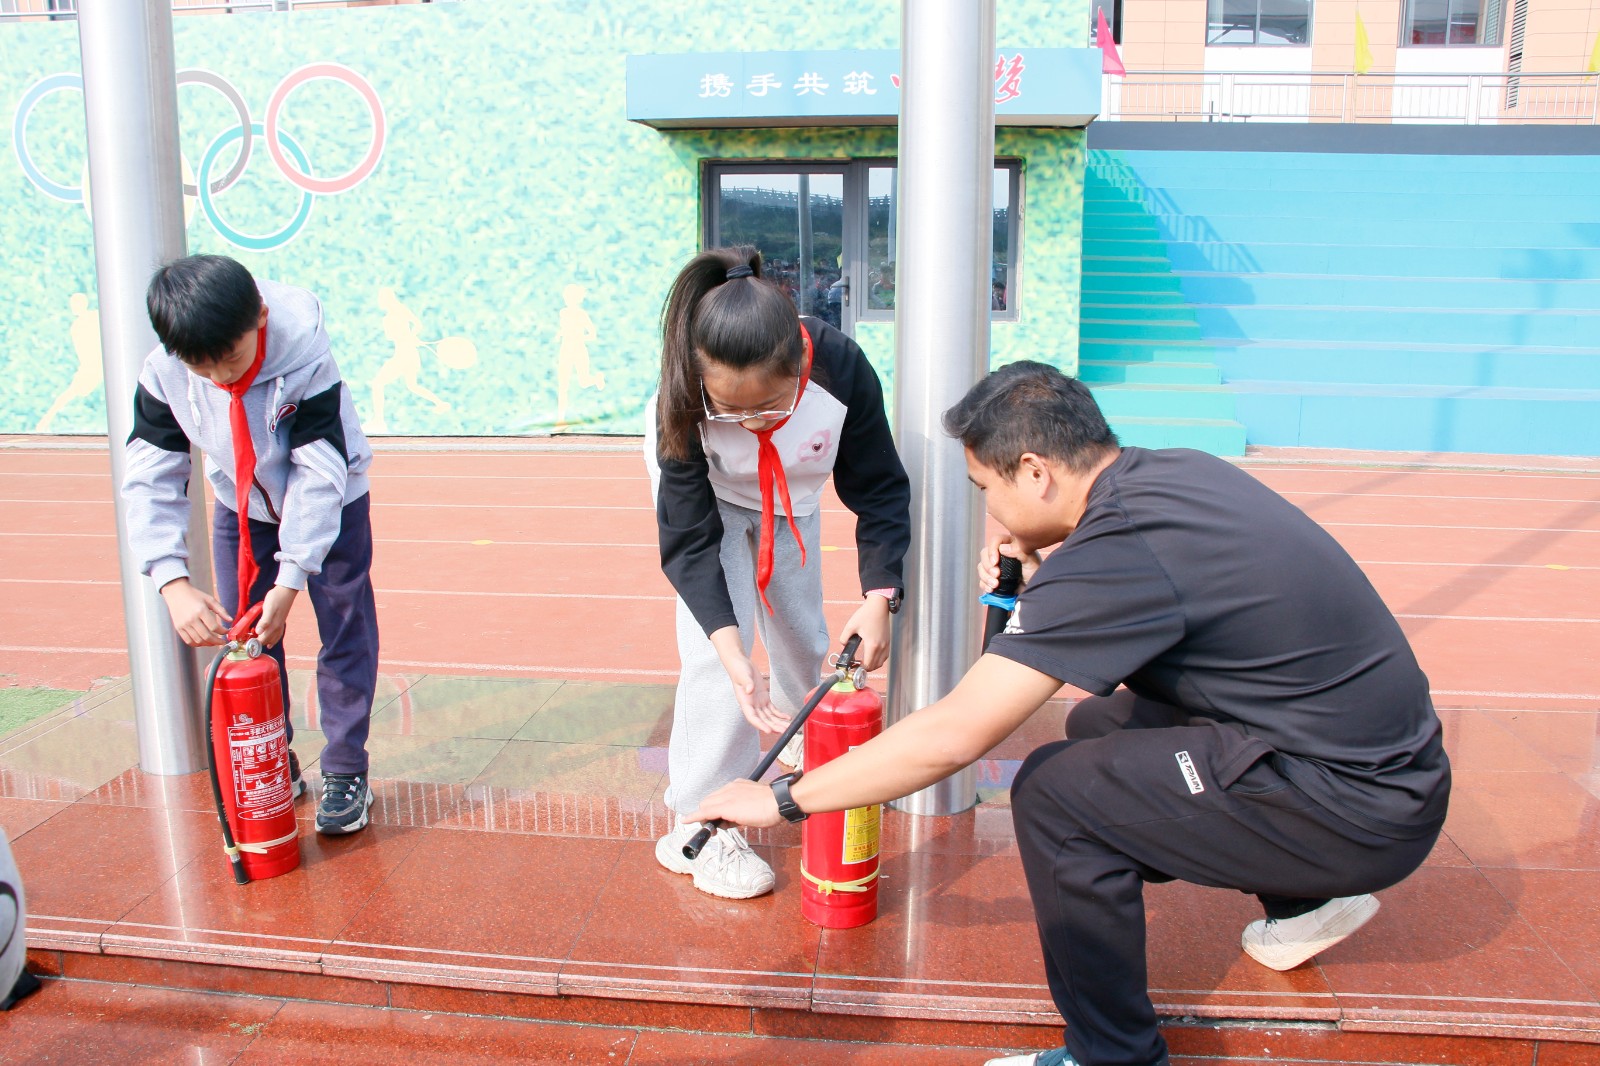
[683,823,717,860]
[229,856,250,885]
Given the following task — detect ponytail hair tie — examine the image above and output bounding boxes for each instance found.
[725,264,755,280]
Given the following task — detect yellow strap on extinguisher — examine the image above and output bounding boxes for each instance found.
[800,864,879,895]
[224,826,300,857]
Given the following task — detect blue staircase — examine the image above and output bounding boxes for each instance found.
[1080,158,1247,455]
[1089,149,1600,456]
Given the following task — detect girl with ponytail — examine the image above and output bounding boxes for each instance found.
[646,246,910,899]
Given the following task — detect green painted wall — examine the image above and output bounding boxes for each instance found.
[1,0,1087,437]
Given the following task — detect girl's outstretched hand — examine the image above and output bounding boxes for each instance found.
[839,595,892,672]
[709,626,790,733]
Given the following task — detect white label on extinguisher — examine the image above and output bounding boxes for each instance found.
[841,803,881,865]
[228,718,294,822]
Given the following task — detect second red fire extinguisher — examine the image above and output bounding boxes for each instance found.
[799,660,883,930]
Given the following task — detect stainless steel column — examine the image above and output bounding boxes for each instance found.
[78,0,212,774]
[886,0,996,815]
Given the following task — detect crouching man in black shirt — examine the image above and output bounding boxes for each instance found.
[690,361,1450,1066]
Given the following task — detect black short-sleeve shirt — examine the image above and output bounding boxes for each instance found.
[988,447,1449,839]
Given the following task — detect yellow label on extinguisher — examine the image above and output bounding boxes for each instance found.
[841,803,881,864]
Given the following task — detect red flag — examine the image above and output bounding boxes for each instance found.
[1097,8,1125,76]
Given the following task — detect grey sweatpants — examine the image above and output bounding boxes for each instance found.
[665,499,830,816]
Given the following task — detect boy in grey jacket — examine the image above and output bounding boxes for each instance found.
[122,255,379,834]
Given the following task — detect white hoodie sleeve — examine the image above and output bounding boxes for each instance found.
[121,360,197,591]
[274,362,351,590]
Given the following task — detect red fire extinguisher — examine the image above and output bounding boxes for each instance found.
[800,655,883,930]
[204,603,301,884]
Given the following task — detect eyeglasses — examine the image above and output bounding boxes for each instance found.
[701,377,803,424]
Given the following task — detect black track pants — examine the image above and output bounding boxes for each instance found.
[1012,691,1439,1066]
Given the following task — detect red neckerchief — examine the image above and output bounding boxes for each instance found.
[217,311,268,619]
[750,324,814,614]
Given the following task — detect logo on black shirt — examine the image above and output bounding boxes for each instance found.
[1175,751,1205,794]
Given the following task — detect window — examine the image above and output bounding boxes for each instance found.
[1090,0,1122,44]
[1207,0,1312,44]
[1403,0,1504,44]
[706,161,1021,335]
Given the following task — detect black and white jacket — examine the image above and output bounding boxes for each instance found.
[646,316,911,636]
[121,281,372,593]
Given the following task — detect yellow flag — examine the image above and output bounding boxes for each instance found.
[1589,31,1600,73]
[1354,10,1374,75]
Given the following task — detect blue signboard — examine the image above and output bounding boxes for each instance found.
[627,48,1101,128]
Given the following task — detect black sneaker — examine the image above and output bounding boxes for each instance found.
[288,749,305,800]
[316,772,373,835]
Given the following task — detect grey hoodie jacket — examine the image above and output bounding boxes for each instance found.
[121,280,372,593]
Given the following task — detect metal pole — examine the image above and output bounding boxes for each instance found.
[885,0,995,816]
[78,0,212,774]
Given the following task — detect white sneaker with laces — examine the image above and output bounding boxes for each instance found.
[656,820,775,900]
[1241,894,1380,971]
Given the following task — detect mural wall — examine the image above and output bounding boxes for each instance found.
[1,0,1088,437]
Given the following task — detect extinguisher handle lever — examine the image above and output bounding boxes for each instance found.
[227,602,265,645]
[834,634,863,670]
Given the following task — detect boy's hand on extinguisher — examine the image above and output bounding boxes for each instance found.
[256,585,298,648]
[840,597,892,672]
[978,535,1042,594]
[687,778,782,830]
[159,577,231,647]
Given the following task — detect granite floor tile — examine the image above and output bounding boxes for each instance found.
[389,982,754,1031]
[62,951,391,1007]
[561,839,819,1007]
[472,738,664,798]
[9,803,216,925]
[1484,709,1599,776]
[230,998,638,1064]
[1438,709,1568,773]
[1317,867,1600,1026]
[626,1029,1012,1064]
[812,846,1053,1021]
[513,681,674,746]
[369,675,560,739]
[103,822,428,968]
[1161,1025,1537,1065]
[438,782,673,840]
[0,713,139,799]
[326,828,623,989]
[1443,770,1600,870]
[0,977,282,1065]
[1480,868,1600,1001]
[362,732,509,785]
[0,794,69,839]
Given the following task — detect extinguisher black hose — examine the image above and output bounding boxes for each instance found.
[202,648,252,885]
[981,555,1025,652]
[683,634,862,861]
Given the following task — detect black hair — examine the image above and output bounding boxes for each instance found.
[146,254,263,365]
[655,246,803,461]
[942,360,1119,478]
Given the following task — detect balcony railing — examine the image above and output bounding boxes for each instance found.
[1105,70,1600,125]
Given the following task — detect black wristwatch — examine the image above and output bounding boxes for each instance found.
[771,770,808,823]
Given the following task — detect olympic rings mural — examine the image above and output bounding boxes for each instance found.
[12,63,385,252]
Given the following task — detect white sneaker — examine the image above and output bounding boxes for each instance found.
[776,728,804,771]
[985,1049,1077,1066]
[1241,894,1380,971]
[656,821,775,900]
